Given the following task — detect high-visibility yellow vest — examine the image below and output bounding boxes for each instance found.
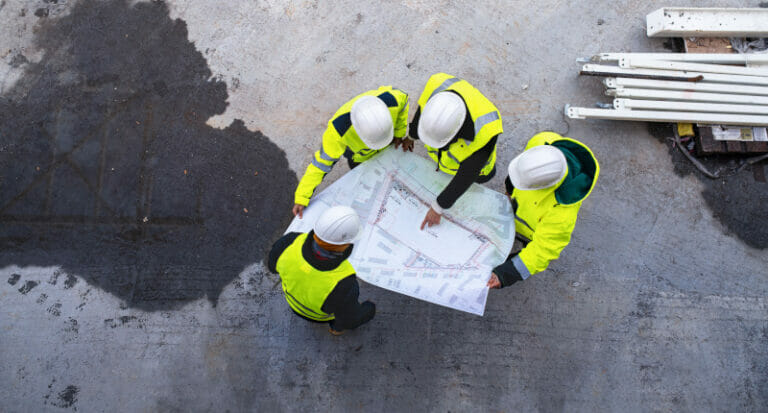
[416,73,502,176]
[275,233,356,321]
[510,132,599,278]
[294,86,409,206]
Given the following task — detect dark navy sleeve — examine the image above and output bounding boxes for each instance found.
[267,232,301,273]
[493,257,524,287]
[322,275,375,331]
[436,136,498,209]
[408,107,421,140]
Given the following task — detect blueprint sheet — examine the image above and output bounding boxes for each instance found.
[286,148,516,316]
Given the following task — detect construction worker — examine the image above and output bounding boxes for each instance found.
[293,87,411,218]
[268,206,375,335]
[488,132,599,289]
[409,73,503,229]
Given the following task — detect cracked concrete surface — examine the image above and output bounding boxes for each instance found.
[1,0,766,411]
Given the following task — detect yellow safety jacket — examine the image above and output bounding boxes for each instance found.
[510,132,599,279]
[275,233,356,321]
[416,73,502,176]
[294,86,409,206]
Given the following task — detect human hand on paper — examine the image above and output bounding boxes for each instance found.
[394,137,414,152]
[420,207,441,230]
[292,204,305,218]
[487,273,502,289]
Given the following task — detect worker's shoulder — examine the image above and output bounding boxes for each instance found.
[332,273,359,293]
[271,231,302,251]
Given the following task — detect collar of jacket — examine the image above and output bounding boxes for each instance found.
[302,230,354,271]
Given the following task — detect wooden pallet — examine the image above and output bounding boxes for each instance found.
[695,127,768,155]
[683,38,768,155]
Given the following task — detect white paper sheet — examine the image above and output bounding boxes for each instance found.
[286,148,516,316]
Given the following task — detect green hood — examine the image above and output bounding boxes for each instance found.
[551,140,598,205]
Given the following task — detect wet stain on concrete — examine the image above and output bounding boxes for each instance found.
[18,280,38,294]
[47,302,62,316]
[630,292,656,319]
[8,53,28,68]
[48,270,62,286]
[0,0,296,310]
[53,385,79,409]
[7,273,21,285]
[63,274,78,289]
[104,315,144,329]
[64,317,78,333]
[650,125,768,249]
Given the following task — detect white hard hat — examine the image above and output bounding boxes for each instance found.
[508,145,568,190]
[314,206,362,245]
[418,92,467,148]
[351,96,394,150]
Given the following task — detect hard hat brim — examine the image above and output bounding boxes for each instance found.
[507,147,568,191]
[360,125,394,150]
[315,224,361,245]
[418,92,467,149]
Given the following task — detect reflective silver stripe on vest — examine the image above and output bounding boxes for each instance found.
[311,158,333,173]
[398,94,408,117]
[439,157,458,172]
[428,77,461,100]
[427,147,458,171]
[284,290,332,320]
[512,255,531,280]
[446,150,461,165]
[474,111,500,135]
[319,146,340,162]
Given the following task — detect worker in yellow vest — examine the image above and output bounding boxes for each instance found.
[409,73,503,229]
[268,206,375,335]
[292,87,412,218]
[488,132,599,288]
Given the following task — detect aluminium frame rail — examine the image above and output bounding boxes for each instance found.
[565,105,768,126]
[606,87,768,105]
[604,77,768,97]
[646,7,768,38]
[613,99,768,115]
[594,53,768,65]
[581,64,768,86]
[619,58,768,77]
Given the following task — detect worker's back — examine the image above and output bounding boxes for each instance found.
[275,232,355,322]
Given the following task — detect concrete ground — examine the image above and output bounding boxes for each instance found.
[1,0,766,411]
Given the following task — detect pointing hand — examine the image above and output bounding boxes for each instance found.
[420,207,441,230]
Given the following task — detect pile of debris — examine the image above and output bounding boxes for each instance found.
[566,7,768,158]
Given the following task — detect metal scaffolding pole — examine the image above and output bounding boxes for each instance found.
[646,7,768,37]
[619,58,768,77]
[613,99,768,115]
[595,53,768,65]
[606,87,768,105]
[604,77,768,97]
[580,64,768,86]
[565,105,768,126]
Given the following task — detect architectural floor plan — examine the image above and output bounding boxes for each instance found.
[287,149,516,315]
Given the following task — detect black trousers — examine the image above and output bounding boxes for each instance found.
[290,309,341,331]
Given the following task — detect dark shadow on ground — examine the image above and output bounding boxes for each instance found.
[0,0,296,310]
[648,124,768,249]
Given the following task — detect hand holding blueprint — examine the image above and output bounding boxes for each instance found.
[286,148,516,315]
